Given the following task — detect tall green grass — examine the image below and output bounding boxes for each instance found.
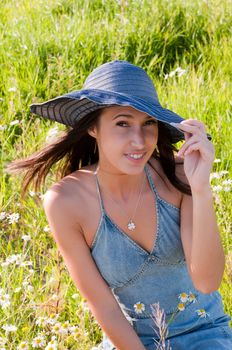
[1,0,232,348]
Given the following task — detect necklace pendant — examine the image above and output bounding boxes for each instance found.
[127,220,136,231]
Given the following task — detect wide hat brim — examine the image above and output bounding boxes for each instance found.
[30,89,189,143]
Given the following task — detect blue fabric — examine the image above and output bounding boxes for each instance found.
[90,164,232,350]
[30,60,186,143]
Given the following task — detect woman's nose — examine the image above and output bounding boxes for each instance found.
[130,127,146,149]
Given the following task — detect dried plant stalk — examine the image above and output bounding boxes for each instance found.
[150,303,172,350]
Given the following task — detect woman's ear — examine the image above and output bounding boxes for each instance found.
[87,126,97,138]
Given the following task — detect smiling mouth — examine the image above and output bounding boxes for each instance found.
[125,153,146,159]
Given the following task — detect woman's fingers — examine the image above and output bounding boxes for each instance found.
[177,132,212,157]
[170,119,209,141]
[181,119,206,132]
[178,135,200,157]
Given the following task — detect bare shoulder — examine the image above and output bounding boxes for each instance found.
[43,164,97,232]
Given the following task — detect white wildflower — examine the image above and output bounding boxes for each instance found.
[36,317,48,327]
[214,158,221,163]
[0,125,7,130]
[212,185,223,192]
[0,293,11,309]
[72,293,79,300]
[43,225,50,232]
[219,170,229,175]
[188,293,197,303]
[22,235,31,241]
[196,309,209,318]
[223,186,231,192]
[9,120,20,126]
[134,302,145,314]
[2,253,23,267]
[210,172,221,180]
[178,292,189,303]
[7,213,20,224]
[60,321,70,334]
[177,303,185,311]
[169,71,176,78]
[19,260,33,267]
[0,212,6,220]
[32,334,46,348]
[70,325,79,335]
[0,337,7,345]
[51,322,63,335]
[47,314,59,325]
[2,324,17,332]
[222,179,232,185]
[176,67,186,77]
[45,336,58,350]
[17,341,29,349]
[164,67,186,79]
[26,285,34,292]
[8,87,17,92]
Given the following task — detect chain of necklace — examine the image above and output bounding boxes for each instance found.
[95,166,146,231]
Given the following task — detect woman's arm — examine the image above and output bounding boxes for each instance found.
[175,119,225,294]
[43,188,146,350]
[180,190,225,294]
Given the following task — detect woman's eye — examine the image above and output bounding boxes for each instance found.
[116,121,128,127]
[145,119,157,125]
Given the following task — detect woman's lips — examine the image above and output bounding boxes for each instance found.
[125,152,146,161]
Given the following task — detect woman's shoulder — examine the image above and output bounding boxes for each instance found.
[43,164,97,219]
[46,163,96,195]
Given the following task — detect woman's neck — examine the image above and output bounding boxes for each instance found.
[94,163,147,202]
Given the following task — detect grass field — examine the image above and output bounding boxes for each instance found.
[0,0,232,348]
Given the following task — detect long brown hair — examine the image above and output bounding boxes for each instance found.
[5,108,191,198]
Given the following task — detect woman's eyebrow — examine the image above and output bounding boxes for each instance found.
[112,114,152,120]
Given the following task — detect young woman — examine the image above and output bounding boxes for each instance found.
[6,60,232,349]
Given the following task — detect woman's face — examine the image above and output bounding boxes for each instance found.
[88,105,158,175]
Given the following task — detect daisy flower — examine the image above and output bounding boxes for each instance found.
[32,334,46,348]
[177,303,185,311]
[134,302,145,314]
[178,293,188,303]
[51,322,62,335]
[196,309,209,318]
[17,341,28,349]
[188,293,196,303]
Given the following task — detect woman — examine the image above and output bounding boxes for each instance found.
[6,60,232,349]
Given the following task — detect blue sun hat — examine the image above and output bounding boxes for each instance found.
[30,60,210,143]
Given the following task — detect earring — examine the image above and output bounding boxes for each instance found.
[94,141,97,154]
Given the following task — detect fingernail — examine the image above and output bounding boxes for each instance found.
[170,122,179,126]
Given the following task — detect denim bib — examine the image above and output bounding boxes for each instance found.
[90,164,232,350]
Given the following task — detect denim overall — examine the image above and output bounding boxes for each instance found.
[90,164,232,350]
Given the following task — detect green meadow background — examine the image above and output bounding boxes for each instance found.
[0,0,232,348]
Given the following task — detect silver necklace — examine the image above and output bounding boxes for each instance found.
[95,166,146,231]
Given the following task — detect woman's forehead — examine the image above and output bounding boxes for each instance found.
[100,105,154,119]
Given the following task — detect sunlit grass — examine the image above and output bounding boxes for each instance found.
[1,0,232,348]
